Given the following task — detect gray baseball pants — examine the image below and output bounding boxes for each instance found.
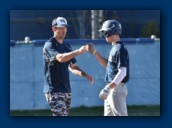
[104,83,128,116]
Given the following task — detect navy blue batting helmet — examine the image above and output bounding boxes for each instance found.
[99,20,122,38]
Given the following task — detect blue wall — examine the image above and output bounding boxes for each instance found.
[10,39,160,110]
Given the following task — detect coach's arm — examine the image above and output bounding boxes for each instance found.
[68,63,94,85]
[56,46,87,63]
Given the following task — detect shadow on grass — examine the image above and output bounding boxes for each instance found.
[10,105,160,116]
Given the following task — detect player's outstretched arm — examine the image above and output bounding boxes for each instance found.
[68,63,94,85]
[86,43,108,68]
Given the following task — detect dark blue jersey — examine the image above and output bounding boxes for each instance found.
[105,41,129,83]
[43,37,76,93]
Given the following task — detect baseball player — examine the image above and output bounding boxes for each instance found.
[87,20,129,116]
[43,17,94,116]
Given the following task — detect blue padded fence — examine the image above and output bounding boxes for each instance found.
[10,38,160,110]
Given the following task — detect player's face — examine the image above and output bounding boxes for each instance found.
[54,27,67,39]
[106,34,118,43]
[105,35,113,42]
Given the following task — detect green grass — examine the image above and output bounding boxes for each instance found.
[10,105,160,116]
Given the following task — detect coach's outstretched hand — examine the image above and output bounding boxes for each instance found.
[86,43,96,54]
[99,85,112,100]
[78,45,87,54]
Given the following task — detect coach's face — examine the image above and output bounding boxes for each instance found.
[53,26,67,39]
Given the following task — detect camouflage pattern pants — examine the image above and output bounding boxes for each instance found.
[45,92,72,116]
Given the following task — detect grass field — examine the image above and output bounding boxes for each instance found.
[10,105,160,116]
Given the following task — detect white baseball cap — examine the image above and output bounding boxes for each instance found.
[52,17,69,27]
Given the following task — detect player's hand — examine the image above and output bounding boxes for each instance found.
[78,46,87,54]
[86,43,96,54]
[99,85,111,100]
[85,75,94,85]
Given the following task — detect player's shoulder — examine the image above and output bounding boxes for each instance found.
[117,41,128,50]
[115,41,128,53]
[113,41,122,50]
[116,41,124,47]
